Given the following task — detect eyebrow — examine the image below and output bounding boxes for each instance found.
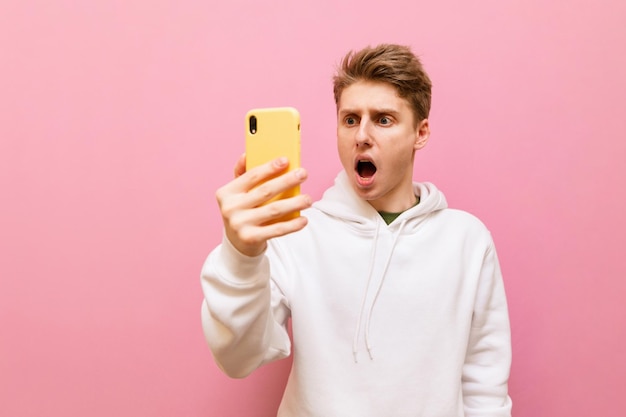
[338,107,401,117]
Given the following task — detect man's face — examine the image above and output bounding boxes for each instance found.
[337,80,430,213]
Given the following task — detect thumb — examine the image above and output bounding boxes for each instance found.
[234,153,246,178]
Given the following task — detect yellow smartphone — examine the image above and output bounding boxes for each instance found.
[245,107,301,221]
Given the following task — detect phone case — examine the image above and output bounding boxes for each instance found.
[245,107,301,221]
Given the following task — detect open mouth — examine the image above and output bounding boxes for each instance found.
[356,159,377,179]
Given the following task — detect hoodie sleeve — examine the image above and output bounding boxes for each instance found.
[462,242,513,417]
[200,236,292,378]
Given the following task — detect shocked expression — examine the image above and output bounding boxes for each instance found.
[337,80,430,212]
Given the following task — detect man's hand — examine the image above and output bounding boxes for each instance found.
[216,154,311,257]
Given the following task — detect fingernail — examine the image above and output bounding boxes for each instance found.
[276,157,288,166]
[294,168,306,179]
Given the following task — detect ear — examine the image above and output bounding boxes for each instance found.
[414,118,430,151]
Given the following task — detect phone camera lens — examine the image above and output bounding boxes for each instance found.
[249,116,257,134]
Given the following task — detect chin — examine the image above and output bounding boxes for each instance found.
[350,182,380,201]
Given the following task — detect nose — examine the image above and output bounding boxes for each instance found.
[355,119,372,147]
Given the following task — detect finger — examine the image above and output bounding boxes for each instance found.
[222,192,310,255]
[229,157,292,194]
[258,214,309,239]
[258,193,312,225]
[239,212,310,246]
[225,192,310,237]
[233,153,246,178]
[216,162,306,221]
[243,167,307,210]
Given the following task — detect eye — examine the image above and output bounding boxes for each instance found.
[345,116,358,126]
[379,116,392,125]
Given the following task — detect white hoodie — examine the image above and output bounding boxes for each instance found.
[201,171,512,417]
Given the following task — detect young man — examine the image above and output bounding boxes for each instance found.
[201,44,512,417]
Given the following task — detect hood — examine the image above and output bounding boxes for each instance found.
[313,170,448,230]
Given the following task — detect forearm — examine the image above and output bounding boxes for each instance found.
[462,243,512,416]
[200,237,291,378]
[462,320,512,416]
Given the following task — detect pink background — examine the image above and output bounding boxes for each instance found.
[2,1,625,416]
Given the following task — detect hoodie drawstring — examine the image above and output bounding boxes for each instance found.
[365,218,408,360]
[352,218,408,362]
[352,221,380,363]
